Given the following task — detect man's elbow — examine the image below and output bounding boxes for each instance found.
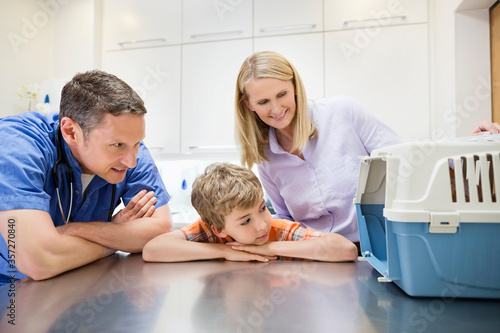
[151,204,174,234]
[163,221,174,233]
[26,268,60,281]
[16,255,62,281]
[152,216,173,236]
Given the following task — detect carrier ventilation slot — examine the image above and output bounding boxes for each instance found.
[448,153,498,203]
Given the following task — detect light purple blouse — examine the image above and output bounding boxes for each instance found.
[257,96,403,242]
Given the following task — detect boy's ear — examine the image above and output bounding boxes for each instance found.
[211,225,228,238]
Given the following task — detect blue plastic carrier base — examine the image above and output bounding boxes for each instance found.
[357,203,500,299]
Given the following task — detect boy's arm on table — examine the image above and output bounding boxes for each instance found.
[142,230,272,263]
[231,233,359,262]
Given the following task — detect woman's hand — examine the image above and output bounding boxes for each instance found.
[471,120,500,135]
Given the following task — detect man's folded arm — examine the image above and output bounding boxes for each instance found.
[0,209,115,281]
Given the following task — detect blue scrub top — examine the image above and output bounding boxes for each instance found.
[0,112,170,279]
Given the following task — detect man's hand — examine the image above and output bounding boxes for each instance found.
[112,190,157,224]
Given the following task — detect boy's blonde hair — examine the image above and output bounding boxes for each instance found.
[191,163,264,231]
[235,51,317,169]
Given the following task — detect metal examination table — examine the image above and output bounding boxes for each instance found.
[1,252,499,332]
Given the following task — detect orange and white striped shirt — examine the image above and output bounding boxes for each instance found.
[180,218,325,244]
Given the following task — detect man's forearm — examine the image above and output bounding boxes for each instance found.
[1,209,115,281]
[58,218,167,253]
[56,205,173,253]
[58,205,173,253]
[18,232,115,281]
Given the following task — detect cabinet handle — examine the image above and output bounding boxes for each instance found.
[190,30,243,39]
[188,145,237,150]
[147,147,164,152]
[260,24,317,33]
[343,15,407,28]
[117,38,167,47]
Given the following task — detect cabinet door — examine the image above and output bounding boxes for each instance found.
[254,0,323,37]
[324,24,429,141]
[254,33,324,100]
[102,0,182,51]
[182,0,252,43]
[102,47,181,154]
[324,0,427,31]
[181,39,253,153]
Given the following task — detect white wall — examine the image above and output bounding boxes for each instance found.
[0,0,52,116]
[0,0,97,117]
[48,0,98,112]
[429,0,495,139]
[50,0,98,78]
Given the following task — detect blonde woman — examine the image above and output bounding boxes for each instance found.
[235,51,402,246]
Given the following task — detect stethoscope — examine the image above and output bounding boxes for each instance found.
[53,126,116,224]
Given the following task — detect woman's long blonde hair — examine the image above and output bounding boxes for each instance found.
[235,51,317,169]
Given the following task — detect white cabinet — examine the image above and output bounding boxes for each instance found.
[102,47,182,154]
[182,0,252,43]
[98,0,432,154]
[254,0,323,37]
[324,0,427,31]
[181,39,253,153]
[254,33,324,101]
[102,0,182,51]
[324,24,429,141]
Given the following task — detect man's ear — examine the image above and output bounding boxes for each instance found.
[211,225,228,238]
[59,117,82,145]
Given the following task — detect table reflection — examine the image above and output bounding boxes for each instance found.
[1,254,499,333]
[143,259,360,332]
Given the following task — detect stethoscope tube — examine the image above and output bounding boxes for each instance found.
[53,126,116,224]
[53,126,74,224]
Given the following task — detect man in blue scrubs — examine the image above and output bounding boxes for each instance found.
[0,70,173,281]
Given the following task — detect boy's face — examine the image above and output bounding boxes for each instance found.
[217,198,272,245]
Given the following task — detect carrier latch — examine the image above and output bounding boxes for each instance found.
[429,213,459,233]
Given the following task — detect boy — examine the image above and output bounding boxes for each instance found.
[143,163,358,262]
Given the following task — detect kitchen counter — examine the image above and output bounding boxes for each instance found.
[1,253,499,332]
